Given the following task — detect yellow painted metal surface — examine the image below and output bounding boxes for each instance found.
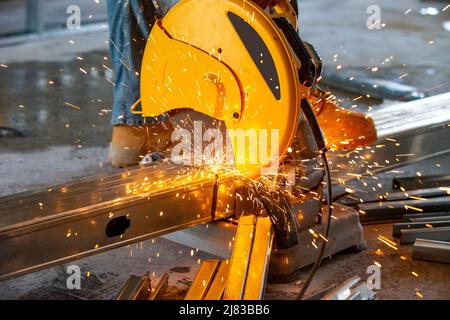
[223,215,256,300]
[204,260,229,300]
[243,216,273,300]
[185,259,220,300]
[140,23,241,121]
[140,0,306,176]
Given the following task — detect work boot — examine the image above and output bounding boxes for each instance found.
[108,121,174,168]
[308,88,377,150]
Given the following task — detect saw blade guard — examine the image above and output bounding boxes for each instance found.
[140,0,314,177]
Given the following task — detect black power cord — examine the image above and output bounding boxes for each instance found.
[296,150,333,299]
[296,99,333,300]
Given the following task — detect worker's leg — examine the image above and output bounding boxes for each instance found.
[106,0,179,167]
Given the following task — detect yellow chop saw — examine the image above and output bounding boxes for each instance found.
[0,0,370,299]
[133,0,367,297]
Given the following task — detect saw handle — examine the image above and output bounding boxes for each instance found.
[253,0,280,9]
[273,0,298,28]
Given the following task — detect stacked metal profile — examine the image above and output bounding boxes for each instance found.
[116,214,273,300]
[184,260,229,300]
[115,273,169,300]
[388,176,450,264]
[184,215,273,300]
[393,210,450,264]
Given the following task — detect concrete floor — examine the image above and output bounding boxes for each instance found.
[0,0,449,300]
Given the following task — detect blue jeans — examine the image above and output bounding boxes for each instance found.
[106,0,179,126]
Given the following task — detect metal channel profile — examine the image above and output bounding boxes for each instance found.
[185,260,220,300]
[149,273,170,300]
[330,93,450,182]
[393,220,450,237]
[410,216,450,223]
[321,276,376,300]
[413,239,450,264]
[223,215,273,300]
[321,276,359,300]
[115,274,151,300]
[0,163,241,281]
[341,187,449,206]
[223,215,256,300]
[393,175,450,191]
[204,261,229,300]
[116,272,169,300]
[404,212,450,222]
[185,260,229,300]
[243,217,273,300]
[305,276,376,300]
[357,196,450,224]
[400,227,450,244]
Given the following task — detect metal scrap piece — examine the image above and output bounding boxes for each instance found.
[149,273,169,300]
[115,273,151,300]
[400,226,450,244]
[320,276,377,300]
[185,260,220,300]
[413,239,450,264]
